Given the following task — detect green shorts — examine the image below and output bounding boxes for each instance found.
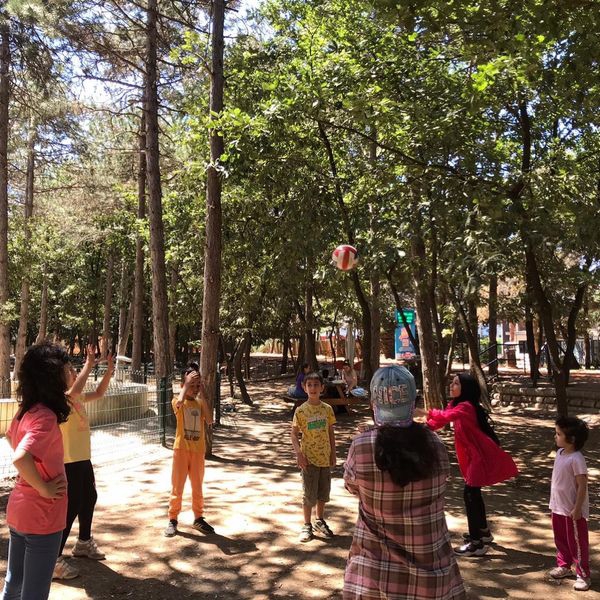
[302,464,331,507]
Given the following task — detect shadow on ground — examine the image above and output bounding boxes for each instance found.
[0,378,598,599]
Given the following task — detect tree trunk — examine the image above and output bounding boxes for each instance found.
[467,299,479,370]
[117,259,133,356]
[524,243,583,416]
[525,296,539,385]
[454,297,489,407]
[370,278,381,375]
[168,263,178,364]
[14,119,36,380]
[132,112,146,377]
[303,285,319,371]
[220,335,236,398]
[295,335,305,372]
[36,276,48,344]
[583,293,591,369]
[411,230,444,408]
[280,329,290,375]
[102,253,114,356]
[244,330,251,380]
[487,273,498,377]
[317,121,373,383]
[233,330,253,405]
[200,0,226,455]
[445,324,457,380]
[0,23,10,396]
[117,303,133,357]
[145,0,171,379]
[368,135,380,376]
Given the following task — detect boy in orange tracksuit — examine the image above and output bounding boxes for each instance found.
[164,363,215,537]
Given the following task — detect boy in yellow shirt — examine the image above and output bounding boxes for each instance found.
[164,363,214,537]
[291,372,336,542]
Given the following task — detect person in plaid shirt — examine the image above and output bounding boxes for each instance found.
[343,365,465,600]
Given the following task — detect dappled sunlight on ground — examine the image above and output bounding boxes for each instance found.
[0,378,598,598]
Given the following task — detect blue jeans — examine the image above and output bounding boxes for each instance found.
[2,528,62,600]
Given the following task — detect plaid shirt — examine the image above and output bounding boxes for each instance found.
[343,428,466,600]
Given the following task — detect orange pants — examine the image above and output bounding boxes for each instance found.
[168,449,205,521]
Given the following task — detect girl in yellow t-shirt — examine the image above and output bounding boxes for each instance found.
[53,345,114,580]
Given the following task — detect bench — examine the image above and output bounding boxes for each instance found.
[283,389,368,416]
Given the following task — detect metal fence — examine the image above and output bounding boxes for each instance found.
[0,370,175,480]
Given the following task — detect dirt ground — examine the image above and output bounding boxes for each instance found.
[1,378,599,599]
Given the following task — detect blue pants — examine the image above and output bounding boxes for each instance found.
[2,529,62,600]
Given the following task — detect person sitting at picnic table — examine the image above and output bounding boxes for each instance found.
[288,363,310,399]
[342,360,357,395]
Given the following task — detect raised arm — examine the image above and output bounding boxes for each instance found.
[83,352,115,402]
[67,343,96,400]
[426,402,468,431]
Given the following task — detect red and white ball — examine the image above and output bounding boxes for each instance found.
[331,244,359,271]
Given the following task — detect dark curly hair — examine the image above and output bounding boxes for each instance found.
[375,424,441,487]
[555,416,589,451]
[17,342,71,423]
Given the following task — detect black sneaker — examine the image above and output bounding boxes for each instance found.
[314,518,334,538]
[462,530,494,543]
[164,519,178,537]
[454,541,488,557]
[193,517,215,534]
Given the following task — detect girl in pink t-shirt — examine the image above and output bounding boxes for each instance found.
[2,342,72,600]
[548,416,591,592]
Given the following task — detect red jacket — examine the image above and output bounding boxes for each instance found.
[427,401,518,487]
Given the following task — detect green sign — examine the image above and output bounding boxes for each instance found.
[396,308,415,325]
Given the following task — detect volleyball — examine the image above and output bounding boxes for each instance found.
[332,244,359,271]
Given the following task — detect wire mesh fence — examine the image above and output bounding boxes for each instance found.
[0,357,289,480]
[0,371,175,480]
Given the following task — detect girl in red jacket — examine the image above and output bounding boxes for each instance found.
[419,373,518,557]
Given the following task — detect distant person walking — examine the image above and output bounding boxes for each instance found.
[343,365,465,600]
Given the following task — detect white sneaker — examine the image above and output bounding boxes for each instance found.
[549,566,572,579]
[53,556,79,580]
[574,576,591,592]
[454,541,488,557]
[72,536,106,560]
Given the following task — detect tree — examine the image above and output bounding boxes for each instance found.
[200,0,226,453]
[0,18,10,396]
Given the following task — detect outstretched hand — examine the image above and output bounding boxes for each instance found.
[85,343,97,367]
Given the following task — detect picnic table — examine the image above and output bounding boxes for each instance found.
[284,379,368,416]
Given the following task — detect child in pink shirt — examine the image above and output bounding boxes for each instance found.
[2,342,72,600]
[548,416,591,592]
